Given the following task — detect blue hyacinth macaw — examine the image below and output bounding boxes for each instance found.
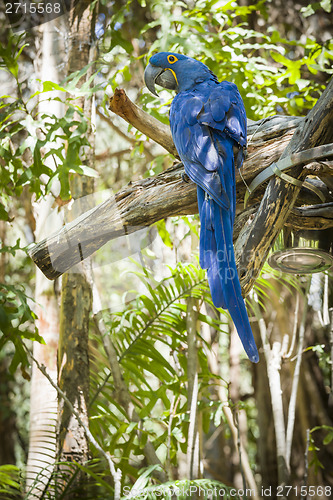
[144,52,259,363]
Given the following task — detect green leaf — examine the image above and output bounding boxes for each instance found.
[155,220,173,248]
[75,165,99,178]
[0,202,9,221]
[323,431,333,445]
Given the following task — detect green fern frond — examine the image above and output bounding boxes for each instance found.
[0,464,22,499]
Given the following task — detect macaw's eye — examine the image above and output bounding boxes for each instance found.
[167,55,178,64]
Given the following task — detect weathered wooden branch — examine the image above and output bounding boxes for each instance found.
[235,77,333,294]
[30,87,333,287]
[109,88,178,157]
[233,203,333,239]
[29,164,196,279]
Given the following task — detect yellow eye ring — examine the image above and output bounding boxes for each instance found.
[167,55,178,64]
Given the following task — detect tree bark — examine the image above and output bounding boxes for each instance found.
[56,0,95,491]
[109,88,178,157]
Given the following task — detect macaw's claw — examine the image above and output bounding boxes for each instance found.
[181,172,191,183]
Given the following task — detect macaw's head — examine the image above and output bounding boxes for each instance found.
[144,52,217,96]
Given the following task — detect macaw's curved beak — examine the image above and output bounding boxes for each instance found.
[144,63,177,96]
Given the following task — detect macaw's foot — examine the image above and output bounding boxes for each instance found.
[182,172,191,183]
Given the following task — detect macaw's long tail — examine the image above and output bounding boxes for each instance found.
[197,186,259,363]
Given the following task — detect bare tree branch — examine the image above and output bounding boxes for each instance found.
[109,88,178,157]
[186,297,200,481]
[254,300,289,489]
[202,313,260,500]
[29,163,333,283]
[29,87,333,291]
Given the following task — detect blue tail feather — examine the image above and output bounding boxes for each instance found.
[198,187,226,309]
[212,200,259,363]
[197,185,259,363]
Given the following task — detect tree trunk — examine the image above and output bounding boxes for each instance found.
[25,18,65,498]
[56,1,95,489]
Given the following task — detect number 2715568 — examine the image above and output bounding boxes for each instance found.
[6,3,61,15]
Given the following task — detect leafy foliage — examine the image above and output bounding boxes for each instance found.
[0,33,100,222]
[101,0,332,122]
[0,464,22,499]
[24,459,115,499]
[88,262,231,488]
[0,32,101,370]
[0,237,42,372]
[0,282,43,373]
